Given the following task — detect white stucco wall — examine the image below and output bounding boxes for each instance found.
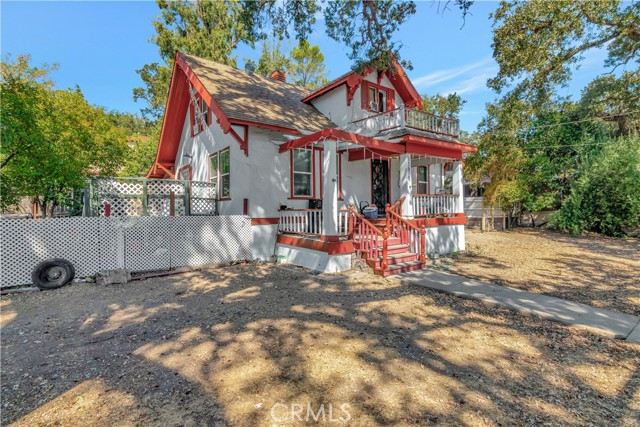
[426,224,465,255]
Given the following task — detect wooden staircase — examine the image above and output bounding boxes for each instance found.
[348,199,427,277]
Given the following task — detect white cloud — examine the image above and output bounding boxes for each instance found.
[442,71,495,96]
[413,56,494,88]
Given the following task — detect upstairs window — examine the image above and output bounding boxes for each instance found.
[191,96,211,136]
[291,148,313,197]
[361,81,395,113]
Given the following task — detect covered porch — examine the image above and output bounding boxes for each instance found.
[274,128,474,275]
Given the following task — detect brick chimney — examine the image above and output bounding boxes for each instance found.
[269,69,286,82]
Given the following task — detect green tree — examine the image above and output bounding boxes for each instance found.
[553,135,640,236]
[120,121,163,177]
[421,93,466,119]
[1,55,128,216]
[134,0,254,119]
[578,70,640,136]
[288,40,329,89]
[490,0,640,104]
[255,40,291,77]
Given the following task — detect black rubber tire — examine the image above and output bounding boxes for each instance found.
[31,258,75,290]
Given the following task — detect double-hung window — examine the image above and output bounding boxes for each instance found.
[292,148,313,197]
[417,166,429,194]
[361,81,394,113]
[209,149,230,199]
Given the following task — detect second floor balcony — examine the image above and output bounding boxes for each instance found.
[349,105,460,139]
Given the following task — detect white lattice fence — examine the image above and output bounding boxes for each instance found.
[0,218,118,288]
[0,216,252,288]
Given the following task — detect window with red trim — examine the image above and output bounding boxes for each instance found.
[291,148,314,198]
[361,80,395,113]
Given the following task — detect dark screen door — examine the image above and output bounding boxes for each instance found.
[371,159,389,214]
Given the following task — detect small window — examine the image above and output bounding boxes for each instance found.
[219,149,230,198]
[209,149,230,199]
[417,166,429,194]
[201,99,209,127]
[292,148,313,197]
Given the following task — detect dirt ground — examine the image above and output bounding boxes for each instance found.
[447,229,640,316]
[1,263,638,426]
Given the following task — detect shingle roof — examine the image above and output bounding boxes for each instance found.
[181,53,335,133]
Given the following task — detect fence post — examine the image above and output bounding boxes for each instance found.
[184,180,191,216]
[142,180,148,216]
[169,191,175,216]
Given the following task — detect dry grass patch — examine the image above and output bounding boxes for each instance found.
[1,264,638,426]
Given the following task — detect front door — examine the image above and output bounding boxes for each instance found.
[371,159,389,214]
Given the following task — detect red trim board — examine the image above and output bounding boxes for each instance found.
[277,234,355,255]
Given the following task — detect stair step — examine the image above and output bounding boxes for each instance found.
[354,236,402,246]
[354,243,409,255]
[366,251,418,269]
[374,261,425,277]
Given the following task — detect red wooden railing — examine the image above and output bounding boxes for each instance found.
[386,204,427,263]
[348,204,389,271]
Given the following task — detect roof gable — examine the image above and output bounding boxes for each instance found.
[302,62,423,110]
[181,53,335,133]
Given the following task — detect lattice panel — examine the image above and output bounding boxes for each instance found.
[122,217,172,272]
[98,198,143,217]
[95,179,143,196]
[0,218,105,287]
[1,216,252,288]
[147,180,185,196]
[191,199,216,215]
[147,198,186,217]
[171,216,252,266]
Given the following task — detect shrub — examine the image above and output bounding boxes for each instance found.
[553,135,640,236]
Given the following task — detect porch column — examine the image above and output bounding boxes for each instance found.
[322,140,339,240]
[399,153,414,219]
[452,160,464,213]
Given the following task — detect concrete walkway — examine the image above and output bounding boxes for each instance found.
[398,269,640,344]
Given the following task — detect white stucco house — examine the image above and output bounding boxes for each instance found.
[148,52,477,276]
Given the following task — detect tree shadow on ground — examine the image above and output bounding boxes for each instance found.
[1,264,638,426]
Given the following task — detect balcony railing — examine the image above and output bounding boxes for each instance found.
[350,105,459,138]
[277,209,351,236]
[412,194,459,217]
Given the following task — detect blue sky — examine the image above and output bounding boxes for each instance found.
[1,1,617,132]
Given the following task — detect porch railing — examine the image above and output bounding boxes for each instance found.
[277,209,351,237]
[412,194,459,217]
[386,207,427,263]
[348,205,388,270]
[350,105,459,138]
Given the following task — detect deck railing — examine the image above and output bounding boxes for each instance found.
[278,209,351,236]
[350,105,459,138]
[412,194,459,217]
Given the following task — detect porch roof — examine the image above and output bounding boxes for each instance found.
[278,129,405,155]
[278,128,477,159]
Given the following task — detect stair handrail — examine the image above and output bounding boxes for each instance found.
[385,206,427,263]
[348,204,389,271]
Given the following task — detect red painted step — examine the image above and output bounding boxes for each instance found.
[367,251,418,269]
[373,261,425,277]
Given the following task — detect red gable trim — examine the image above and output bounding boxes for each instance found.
[148,58,190,178]
[278,129,405,155]
[175,53,248,156]
[302,61,422,110]
[148,52,249,178]
[229,118,300,135]
[387,61,423,110]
